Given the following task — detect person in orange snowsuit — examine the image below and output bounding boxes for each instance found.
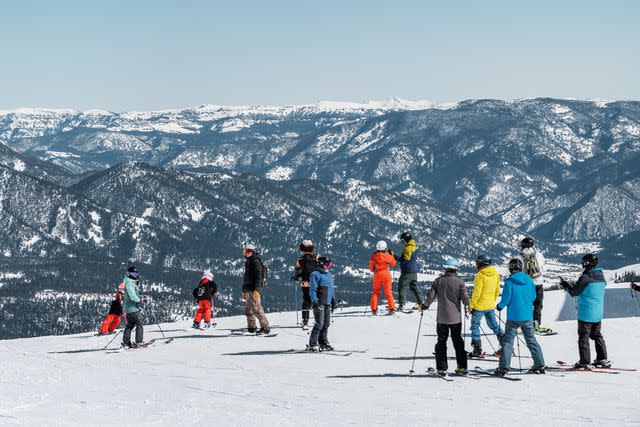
[369,240,397,315]
[99,291,124,335]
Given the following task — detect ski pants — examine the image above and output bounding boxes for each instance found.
[245,290,269,330]
[194,300,211,324]
[309,304,331,347]
[435,323,467,371]
[498,319,545,370]
[470,309,502,345]
[99,314,121,334]
[371,272,395,311]
[122,311,144,345]
[533,285,544,324]
[301,284,312,325]
[397,272,422,307]
[578,320,607,364]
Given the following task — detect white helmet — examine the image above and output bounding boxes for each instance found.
[376,240,387,251]
[243,241,256,251]
[301,239,313,247]
[202,270,214,281]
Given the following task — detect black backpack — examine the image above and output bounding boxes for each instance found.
[299,254,317,281]
[256,257,268,288]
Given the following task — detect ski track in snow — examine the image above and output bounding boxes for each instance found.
[0,289,638,425]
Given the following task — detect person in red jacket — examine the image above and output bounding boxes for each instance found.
[193,270,218,329]
[99,291,124,335]
[369,240,397,315]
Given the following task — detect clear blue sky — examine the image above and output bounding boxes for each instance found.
[0,0,638,111]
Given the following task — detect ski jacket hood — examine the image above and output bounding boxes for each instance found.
[568,268,607,322]
[469,265,501,311]
[310,268,335,305]
[398,239,419,273]
[497,271,536,321]
[369,252,396,275]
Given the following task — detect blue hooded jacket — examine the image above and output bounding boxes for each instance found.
[309,268,334,305]
[568,268,607,323]
[496,271,536,322]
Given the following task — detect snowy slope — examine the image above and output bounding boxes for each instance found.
[0,288,638,425]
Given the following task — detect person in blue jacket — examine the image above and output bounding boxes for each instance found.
[494,259,546,376]
[560,254,610,369]
[122,266,145,348]
[308,256,336,352]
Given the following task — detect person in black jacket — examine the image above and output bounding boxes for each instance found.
[192,270,218,329]
[632,282,639,292]
[242,242,270,334]
[99,291,124,335]
[294,239,318,328]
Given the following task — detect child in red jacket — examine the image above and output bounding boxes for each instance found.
[99,291,124,335]
[193,270,218,329]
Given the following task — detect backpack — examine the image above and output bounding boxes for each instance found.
[522,249,542,279]
[256,257,268,288]
[299,254,317,281]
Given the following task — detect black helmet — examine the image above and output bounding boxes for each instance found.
[520,237,535,249]
[581,254,598,269]
[508,258,523,273]
[400,232,412,243]
[475,255,492,269]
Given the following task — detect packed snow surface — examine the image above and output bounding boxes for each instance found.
[0,288,638,425]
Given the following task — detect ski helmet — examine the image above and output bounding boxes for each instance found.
[202,270,214,281]
[299,239,314,252]
[376,240,388,251]
[243,241,257,252]
[581,253,598,269]
[520,237,535,249]
[474,255,492,269]
[400,232,412,243]
[127,266,139,279]
[317,256,333,269]
[443,258,460,271]
[508,258,523,273]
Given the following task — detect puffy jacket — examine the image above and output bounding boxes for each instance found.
[310,268,335,305]
[193,279,218,301]
[369,251,396,276]
[108,299,123,316]
[242,254,264,292]
[424,271,470,324]
[123,276,141,314]
[497,271,536,321]
[398,240,419,274]
[567,268,607,323]
[469,265,501,311]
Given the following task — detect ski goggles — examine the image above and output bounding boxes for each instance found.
[320,261,334,269]
[243,249,254,255]
[128,272,140,279]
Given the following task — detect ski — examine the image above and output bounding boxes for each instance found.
[474,366,522,381]
[425,367,453,381]
[547,366,619,375]
[108,339,156,353]
[289,349,352,357]
[556,360,635,372]
[535,331,558,336]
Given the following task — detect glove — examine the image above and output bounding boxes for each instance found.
[252,291,260,301]
[242,291,247,301]
[464,306,471,317]
[418,303,428,311]
[559,279,570,290]
[496,305,503,312]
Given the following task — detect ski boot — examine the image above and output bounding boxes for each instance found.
[371,309,378,316]
[528,365,546,374]
[204,322,211,328]
[468,341,483,358]
[493,367,509,377]
[454,367,468,376]
[247,327,257,334]
[593,359,612,368]
[192,322,201,329]
[256,327,271,335]
[436,369,447,377]
[573,362,592,370]
[306,345,320,352]
[319,343,334,352]
[387,309,395,316]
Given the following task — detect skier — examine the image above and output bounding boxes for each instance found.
[494,259,546,377]
[294,239,318,328]
[368,240,397,315]
[631,282,639,292]
[242,242,270,335]
[560,254,611,369]
[192,270,218,329]
[122,266,145,348]
[395,232,423,311]
[468,255,503,357]
[420,258,470,376]
[308,256,336,352]
[520,237,550,333]
[98,291,124,335]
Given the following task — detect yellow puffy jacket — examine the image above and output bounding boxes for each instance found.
[469,265,501,311]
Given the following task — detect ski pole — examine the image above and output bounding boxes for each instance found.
[497,316,527,348]
[515,330,522,372]
[294,281,299,326]
[479,324,498,355]
[103,329,123,350]
[463,309,467,350]
[409,310,424,374]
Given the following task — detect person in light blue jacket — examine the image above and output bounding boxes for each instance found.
[494,259,546,376]
[122,266,145,348]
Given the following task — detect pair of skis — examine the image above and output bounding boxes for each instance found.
[425,367,523,381]
[229,328,278,337]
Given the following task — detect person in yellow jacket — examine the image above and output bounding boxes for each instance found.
[468,254,503,357]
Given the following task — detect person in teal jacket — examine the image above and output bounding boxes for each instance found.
[494,259,545,376]
[122,266,145,348]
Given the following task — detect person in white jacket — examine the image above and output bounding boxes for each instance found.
[520,237,550,333]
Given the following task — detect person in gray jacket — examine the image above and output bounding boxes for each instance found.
[421,258,471,375]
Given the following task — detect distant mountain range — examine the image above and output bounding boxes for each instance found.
[1,97,638,339]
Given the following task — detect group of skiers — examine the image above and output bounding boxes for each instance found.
[96,232,628,378]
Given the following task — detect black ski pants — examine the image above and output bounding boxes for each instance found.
[435,322,467,371]
[123,311,144,346]
[578,320,607,364]
[301,285,312,325]
[533,285,544,324]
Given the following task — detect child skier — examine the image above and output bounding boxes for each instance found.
[192,270,218,329]
[494,259,546,377]
[308,256,336,352]
[468,254,503,357]
[560,254,611,369]
[520,237,550,333]
[99,291,124,335]
[396,231,423,310]
[369,240,397,315]
[420,258,470,376]
[122,266,145,348]
[294,239,318,328]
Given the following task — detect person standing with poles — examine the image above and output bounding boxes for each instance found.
[307,257,336,352]
[294,240,318,329]
[494,259,546,377]
[420,258,470,376]
[468,255,503,357]
[396,232,423,311]
[520,237,551,333]
[242,242,270,335]
[122,266,145,348]
[368,240,397,315]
